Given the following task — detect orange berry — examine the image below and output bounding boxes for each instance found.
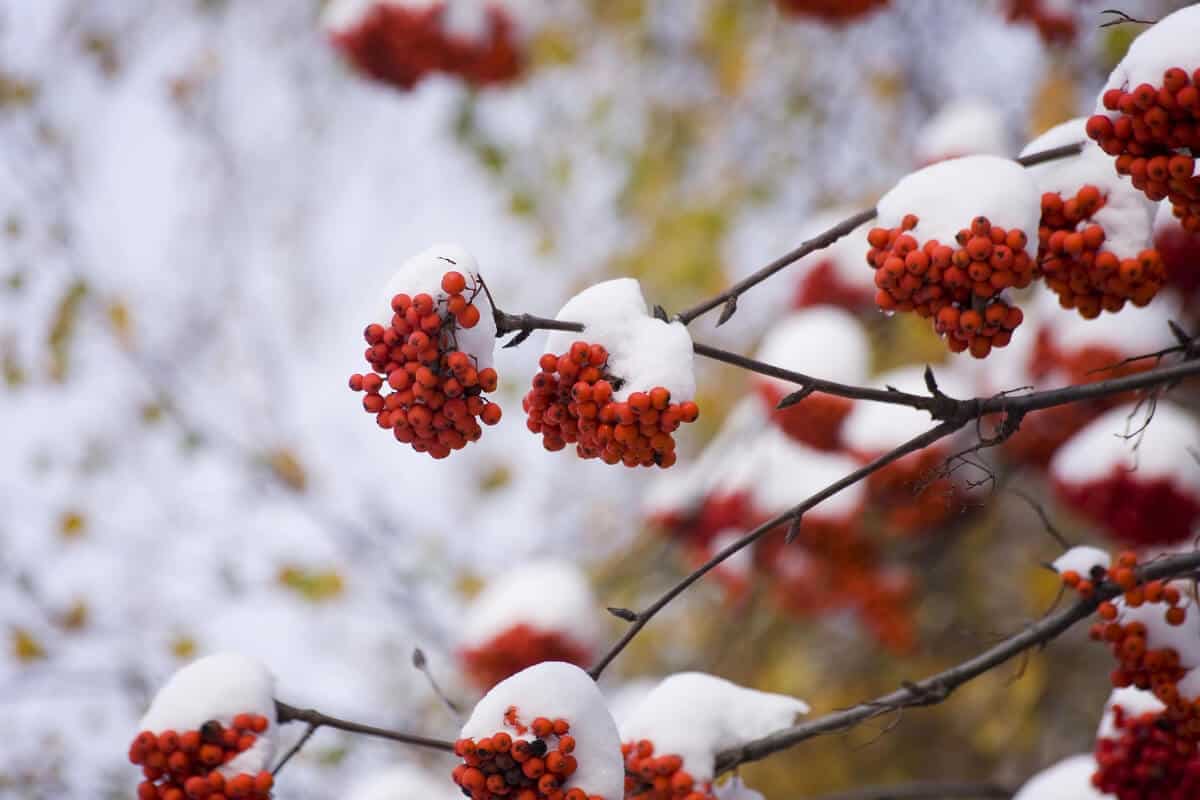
[441,271,467,294]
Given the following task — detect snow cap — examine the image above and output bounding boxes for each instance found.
[877,155,1041,259]
[619,672,808,782]
[460,560,602,653]
[138,652,278,776]
[460,662,624,800]
[916,101,1011,164]
[1050,546,1111,577]
[1097,686,1166,739]
[1095,6,1200,118]
[546,278,696,403]
[754,308,870,389]
[1012,754,1105,800]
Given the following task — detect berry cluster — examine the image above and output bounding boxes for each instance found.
[1087,69,1200,232]
[349,270,501,459]
[1038,185,1165,317]
[1094,705,1200,799]
[523,342,699,469]
[460,624,592,691]
[755,383,852,452]
[1005,0,1076,44]
[622,739,713,800]
[128,716,274,800]
[331,2,521,92]
[453,712,600,800]
[774,0,888,22]
[867,215,1032,358]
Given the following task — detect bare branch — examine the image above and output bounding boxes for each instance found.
[712,550,1200,773]
[271,722,318,776]
[274,700,456,753]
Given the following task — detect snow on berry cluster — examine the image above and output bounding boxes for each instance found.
[752,308,869,450]
[619,673,807,800]
[870,156,1040,358]
[325,1,522,91]
[529,280,699,469]
[1050,402,1200,547]
[773,0,888,23]
[349,244,502,459]
[458,561,601,691]
[129,654,278,800]
[1023,118,1164,318]
[1086,6,1200,233]
[1005,0,1077,45]
[454,663,624,800]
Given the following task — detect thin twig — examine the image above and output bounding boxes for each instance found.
[805,780,1014,800]
[712,550,1200,773]
[587,420,966,679]
[271,722,318,776]
[1099,9,1156,28]
[1010,488,1071,551]
[274,700,456,753]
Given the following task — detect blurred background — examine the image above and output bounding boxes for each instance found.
[2,1,1199,798]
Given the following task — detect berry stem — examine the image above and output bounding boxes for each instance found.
[710,549,1200,775]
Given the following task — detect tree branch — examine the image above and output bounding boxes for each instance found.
[805,781,1014,800]
[274,700,456,754]
[587,420,966,679]
[712,550,1200,773]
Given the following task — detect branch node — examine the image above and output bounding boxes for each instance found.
[784,516,803,545]
[777,385,816,409]
[607,606,639,622]
[716,296,738,326]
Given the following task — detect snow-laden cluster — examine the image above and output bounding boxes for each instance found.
[458,662,625,800]
[138,653,278,776]
[1050,545,1111,579]
[915,100,1012,165]
[620,672,808,783]
[458,560,601,690]
[1092,6,1200,116]
[546,279,696,404]
[876,156,1040,257]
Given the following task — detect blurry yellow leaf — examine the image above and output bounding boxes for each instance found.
[170,635,197,660]
[58,599,88,632]
[530,28,577,67]
[11,627,46,663]
[4,215,21,238]
[47,279,88,382]
[267,449,307,492]
[869,70,906,102]
[2,338,24,388]
[106,299,134,349]
[58,509,87,540]
[590,0,643,27]
[278,564,345,603]
[81,32,120,77]
[456,571,485,600]
[0,73,36,107]
[140,402,165,425]
[478,463,512,492]
[1029,63,1078,136]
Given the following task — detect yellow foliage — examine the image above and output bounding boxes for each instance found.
[1029,62,1078,136]
[278,564,345,603]
[11,627,46,663]
[170,634,197,660]
[267,449,308,492]
[58,509,87,540]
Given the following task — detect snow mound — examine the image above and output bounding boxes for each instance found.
[1094,6,1200,118]
[841,365,971,454]
[1097,687,1165,739]
[138,652,278,776]
[1050,401,1200,493]
[619,672,808,783]
[1021,117,1157,259]
[916,101,1011,164]
[382,242,498,370]
[460,662,624,800]
[877,156,1041,258]
[749,427,868,521]
[460,560,602,652]
[1032,286,1180,357]
[1050,545,1111,577]
[714,776,767,800]
[347,764,460,800]
[546,278,696,403]
[1012,754,1104,800]
[754,308,870,389]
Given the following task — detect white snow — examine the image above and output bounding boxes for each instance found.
[1096,687,1165,739]
[460,560,602,653]
[876,156,1041,259]
[1116,591,1200,670]
[1050,545,1111,577]
[137,652,278,777]
[840,365,971,455]
[1012,754,1104,800]
[619,672,808,783]
[748,427,868,521]
[916,101,1012,164]
[714,776,767,800]
[753,308,870,389]
[1095,5,1200,117]
[1050,401,1200,494]
[347,764,460,800]
[1021,117,1157,259]
[545,278,696,403]
[1032,286,1180,357]
[460,662,624,800]
[382,243,498,371]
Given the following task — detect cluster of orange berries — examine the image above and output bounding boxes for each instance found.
[1087,67,1200,232]
[774,0,888,22]
[867,215,1032,358]
[460,624,592,691]
[1093,704,1200,799]
[755,383,851,452]
[453,712,599,800]
[864,450,962,534]
[128,716,274,800]
[622,740,713,800]
[331,2,521,92]
[523,341,699,469]
[349,270,501,459]
[1037,185,1165,317]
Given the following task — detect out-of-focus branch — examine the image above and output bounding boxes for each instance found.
[805,781,1014,800]
[273,700,455,771]
[712,550,1200,773]
[587,420,966,679]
